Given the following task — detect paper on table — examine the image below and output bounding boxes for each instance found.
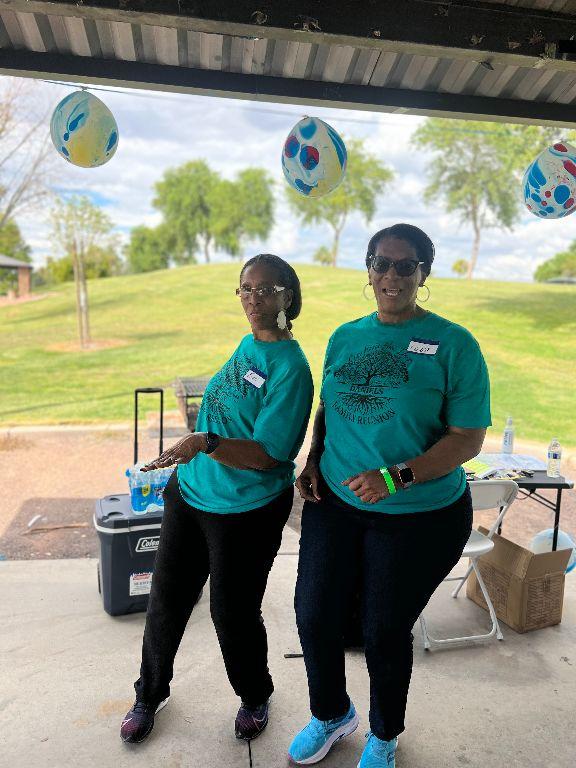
[477,453,547,471]
[462,458,497,478]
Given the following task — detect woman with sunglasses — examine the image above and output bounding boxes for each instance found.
[288,224,491,768]
[121,254,313,746]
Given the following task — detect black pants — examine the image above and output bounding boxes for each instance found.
[134,470,293,708]
[295,476,473,741]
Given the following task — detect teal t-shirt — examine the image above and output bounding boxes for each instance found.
[320,311,491,514]
[178,335,313,513]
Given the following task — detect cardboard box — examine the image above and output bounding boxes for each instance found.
[466,527,571,633]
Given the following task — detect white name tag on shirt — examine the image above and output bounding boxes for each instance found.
[407,338,440,355]
[244,368,267,388]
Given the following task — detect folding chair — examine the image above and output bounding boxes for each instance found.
[419,479,519,649]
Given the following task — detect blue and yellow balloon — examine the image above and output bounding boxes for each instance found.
[282,117,347,198]
[50,90,119,168]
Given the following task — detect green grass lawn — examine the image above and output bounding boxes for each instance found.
[1,263,575,448]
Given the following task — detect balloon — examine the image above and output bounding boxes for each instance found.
[281,116,347,197]
[530,528,576,573]
[50,90,119,168]
[523,142,576,219]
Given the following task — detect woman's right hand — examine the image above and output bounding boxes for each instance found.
[296,457,322,502]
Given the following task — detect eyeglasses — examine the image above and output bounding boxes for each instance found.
[370,257,424,277]
[235,285,286,298]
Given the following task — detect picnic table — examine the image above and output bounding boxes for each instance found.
[173,376,211,430]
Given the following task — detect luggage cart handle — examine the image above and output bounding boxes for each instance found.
[134,388,164,465]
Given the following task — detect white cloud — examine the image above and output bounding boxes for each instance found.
[4,76,576,281]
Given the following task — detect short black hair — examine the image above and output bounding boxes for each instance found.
[365,224,435,277]
[240,254,302,330]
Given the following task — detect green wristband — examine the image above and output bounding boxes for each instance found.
[379,467,397,495]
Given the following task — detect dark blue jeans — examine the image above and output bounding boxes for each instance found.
[295,477,473,741]
[135,470,293,708]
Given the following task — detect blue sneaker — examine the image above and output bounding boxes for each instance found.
[357,732,398,768]
[288,702,359,764]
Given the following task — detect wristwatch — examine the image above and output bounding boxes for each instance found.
[204,432,220,454]
[395,463,415,489]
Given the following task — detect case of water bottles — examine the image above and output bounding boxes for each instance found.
[126,463,173,514]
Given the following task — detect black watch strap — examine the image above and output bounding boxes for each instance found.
[205,432,220,454]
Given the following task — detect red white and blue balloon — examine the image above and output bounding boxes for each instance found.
[50,90,119,168]
[523,142,576,219]
[282,117,347,197]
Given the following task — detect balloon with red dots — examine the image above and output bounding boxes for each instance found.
[281,117,347,198]
[523,142,576,219]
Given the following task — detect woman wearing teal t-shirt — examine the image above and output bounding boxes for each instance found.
[120,254,313,746]
[288,224,491,768]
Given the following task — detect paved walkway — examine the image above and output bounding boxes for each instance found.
[1,422,574,767]
[1,525,574,768]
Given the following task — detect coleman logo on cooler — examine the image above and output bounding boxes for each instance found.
[136,536,160,553]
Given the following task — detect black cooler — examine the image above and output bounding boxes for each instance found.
[94,493,164,616]
[94,388,166,616]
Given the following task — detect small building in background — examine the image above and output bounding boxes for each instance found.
[0,254,33,298]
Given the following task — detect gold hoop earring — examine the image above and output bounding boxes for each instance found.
[417,284,430,303]
[363,283,374,301]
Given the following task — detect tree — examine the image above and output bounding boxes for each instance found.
[152,161,275,262]
[126,224,171,273]
[534,245,576,282]
[0,79,55,231]
[152,160,215,264]
[50,196,117,348]
[0,219,31,294]
[286,137,394,267]
[312,246,333,266]
[411,120,569,278]
[452,259,469,278]
[209,168,275,258]
[43,243,122,283]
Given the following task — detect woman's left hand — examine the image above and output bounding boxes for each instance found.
[342,469,391,504]
[141,433,204,471]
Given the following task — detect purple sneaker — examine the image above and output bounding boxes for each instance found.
[120,697,169,743]
[235,700,269,740]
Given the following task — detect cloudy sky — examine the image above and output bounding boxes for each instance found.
[7,75,576,281]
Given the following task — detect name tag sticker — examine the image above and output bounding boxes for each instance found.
[244,368,267,388]
[407,338,440,355]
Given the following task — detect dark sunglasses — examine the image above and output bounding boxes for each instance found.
[370,256,424,277]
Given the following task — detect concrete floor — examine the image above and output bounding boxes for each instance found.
[1,525,575,768]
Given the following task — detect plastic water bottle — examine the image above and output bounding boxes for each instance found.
[502,416,514,454]
[547,438,562,478]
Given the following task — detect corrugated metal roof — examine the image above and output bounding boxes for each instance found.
[2,2,576,124]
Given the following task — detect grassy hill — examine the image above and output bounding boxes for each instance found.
[1,263,575,448]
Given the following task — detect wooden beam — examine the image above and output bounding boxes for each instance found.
[2,0,576,69]
[3,48,576,127]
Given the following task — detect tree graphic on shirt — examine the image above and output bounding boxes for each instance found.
[335,343,409,387]
[222,354,253,398]
[203,388,232,424]
[204,351,258,423]
[332,343,410,423]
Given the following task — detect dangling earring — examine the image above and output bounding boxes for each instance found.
[277,309,287,330]
[417,284,430,303]
[363,283,374,301]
